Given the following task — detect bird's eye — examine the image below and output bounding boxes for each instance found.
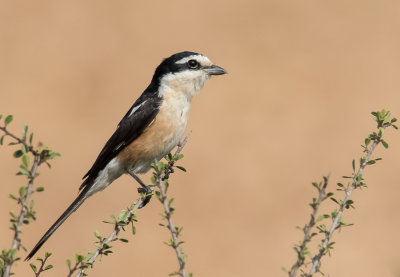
[187,59,199,69]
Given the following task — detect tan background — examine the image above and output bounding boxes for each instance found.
[1,1,400,276]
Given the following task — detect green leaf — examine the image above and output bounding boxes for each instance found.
[21,143,28,153]
[119,238,129,243]
[22,154,30,168]
[378,127,384,137]
[75,254,85,263]
[29,263,37,273]
[176,166,186,172]
[175,154,184,160]
[18,166,30,176]
[44,265,53,270]
[352,159,355,171]
[345,199,354,209]
[4,115,13,126]
[330,197,339,205]
[0,135,4,145]
[29,132,34,145]
[22,125,28,140]
[36,187,45,192]
[118,210,128,222]
[9,194,17,200]
[381,140,389,148]
[13,150,23,158]
[131,221,136,235]
[19,186,27,198]
[66,259,71,269]
[94,230,101,239]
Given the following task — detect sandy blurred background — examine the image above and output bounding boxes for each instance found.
[1,1,400,276]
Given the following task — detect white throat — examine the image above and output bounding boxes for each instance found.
[158,71,210,100]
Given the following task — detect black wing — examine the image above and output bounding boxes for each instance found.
[80,93,162,190]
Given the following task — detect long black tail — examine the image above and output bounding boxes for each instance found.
[25,186,90,261]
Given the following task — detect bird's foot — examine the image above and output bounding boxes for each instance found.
[137,185,153,208]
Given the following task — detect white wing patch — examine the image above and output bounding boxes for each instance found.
[114,141,126,152]
[128,100,148,117]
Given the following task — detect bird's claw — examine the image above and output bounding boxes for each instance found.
[137,186,153,208]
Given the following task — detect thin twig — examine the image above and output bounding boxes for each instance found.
[3,152,40,277]
[308,127,385,276]
[288,175,330,277]
[68,260,82,277]
[157,181,187,277]
[74,198,145,277]
[0,126,35,155]
[34,254,51,277]
[155,134,190,277]
[75,135,190,277]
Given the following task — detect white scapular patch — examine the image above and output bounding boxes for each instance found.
[175,55,213,67]
[128,100,148,117]
[87,158,124,197]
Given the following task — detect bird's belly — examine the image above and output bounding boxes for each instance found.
[117,103,189,174]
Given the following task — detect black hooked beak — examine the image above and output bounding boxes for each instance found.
[204,65,227,75]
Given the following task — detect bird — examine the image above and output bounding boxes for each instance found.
[25,51,226,260]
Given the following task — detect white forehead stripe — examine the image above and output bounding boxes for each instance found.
[175,55,212,66]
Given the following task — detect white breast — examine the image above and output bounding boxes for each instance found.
[159,91,191,154]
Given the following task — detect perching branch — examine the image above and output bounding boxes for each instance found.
[74,134,190,277]
[154,134,190,277]
[74,198,145,277]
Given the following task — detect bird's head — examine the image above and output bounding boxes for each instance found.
[151,51,227,99]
